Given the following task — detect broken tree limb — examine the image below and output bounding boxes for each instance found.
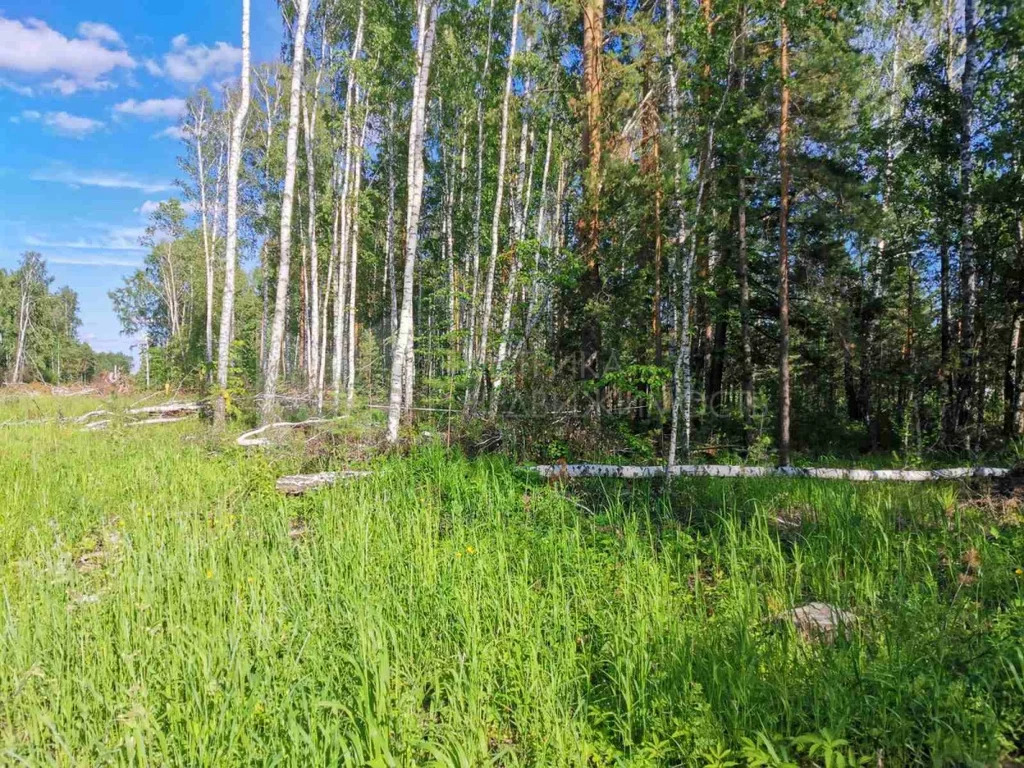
[126,402,203,417]
[127,416,189,427]
[524,464,1010,481]
[236,416,347,447]
[82,420,112,431]
[73,410,111,423]
[276,471,373,495]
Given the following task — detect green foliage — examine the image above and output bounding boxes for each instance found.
[1,396,1022,764]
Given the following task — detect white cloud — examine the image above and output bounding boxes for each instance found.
[0,76,33,96]
[44,75,114,95]
[143,58,163,76]
[152,125,188,141]
[26,225,146,252]
[160,34,240,83]
[113,97,186,120]
[76,21,124,48]
[50,256,143,267]
[0,16,135,92]
[31,167,173,194]
[17,109,104,138]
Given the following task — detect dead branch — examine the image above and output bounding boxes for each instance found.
[236,416,347,447]
[276,471,373,495]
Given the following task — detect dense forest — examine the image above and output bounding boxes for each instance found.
[102,0,1024,463]
[0,252,131,385]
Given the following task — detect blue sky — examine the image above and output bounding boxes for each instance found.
[0,0,280,355]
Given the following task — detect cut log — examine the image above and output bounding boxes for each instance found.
[276,471,372,495]
[127,416,188,427]
[236,416,346,447]
[524,464,1009,481]
[126,402,203,417]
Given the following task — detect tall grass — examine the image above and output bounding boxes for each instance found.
[1,398,1021,765]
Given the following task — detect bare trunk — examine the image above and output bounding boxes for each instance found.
[261,0,312,422]
[465,0,497,367]
[386,106,398,338]
[475,0,521,383]
[386,0,438,442]
[579,0,603,375]
[777,0,792,466]
[347,101,370,405]
[490,110,536,416]
[957,0,978,448]
[214,0,251,426]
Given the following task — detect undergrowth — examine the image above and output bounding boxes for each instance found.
[0,396,1022,765]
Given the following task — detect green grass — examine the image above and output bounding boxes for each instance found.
[1,396,1022,766]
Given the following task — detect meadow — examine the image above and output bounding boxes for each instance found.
[1,395,1022,766]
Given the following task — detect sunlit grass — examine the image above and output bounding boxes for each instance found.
[1,396,1022,765]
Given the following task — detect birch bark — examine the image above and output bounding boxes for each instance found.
[261,0,312,422]
[214,0,251,426]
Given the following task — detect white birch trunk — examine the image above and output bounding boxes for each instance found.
[214,0,251,426]
[475,0,520,378]
[465,0,497,367]
[346,100,370,405]
[332,5,364,406]
[489,111,533,417]
[386,0,438,442]
[261,0,311,422]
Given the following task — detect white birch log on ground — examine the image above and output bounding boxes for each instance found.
[236,416,347,447]
[74,410,111,423]
[524,464,1010,481]
[276,470,372,495]
[126,402,203,417]
[127,417,189,427]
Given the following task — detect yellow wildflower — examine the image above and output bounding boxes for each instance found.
[466,546,476,555]
[205,569,213,580]
[1016,568,1023,576]
[455,552,462,559]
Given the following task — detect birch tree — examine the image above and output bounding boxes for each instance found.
[214,0,251,427]
[262,0,312,422]
[386,0,439,442]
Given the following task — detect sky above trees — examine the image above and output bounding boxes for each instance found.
[0,1,279,354]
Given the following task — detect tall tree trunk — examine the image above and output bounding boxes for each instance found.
[332,4,365,407]
[465,0,497,368]
[189,98,215,377]
[777,0,792,466]
[386,0,438,442]
[490,110,536,417]
[474,0,521,389]
[261,0,312,422]
[214,0,251,427]
[579,0,603,377]
[736,5,753,442]
[957,0,978,449]
[347,101,370,406]
[386,105,398,338]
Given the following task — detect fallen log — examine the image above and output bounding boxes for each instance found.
[276,471,373,495]
[524,464,1010,481]
[126,402,203,417]
[236,417,347,447]
[127,416,188,427]
[73,410,111,423]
